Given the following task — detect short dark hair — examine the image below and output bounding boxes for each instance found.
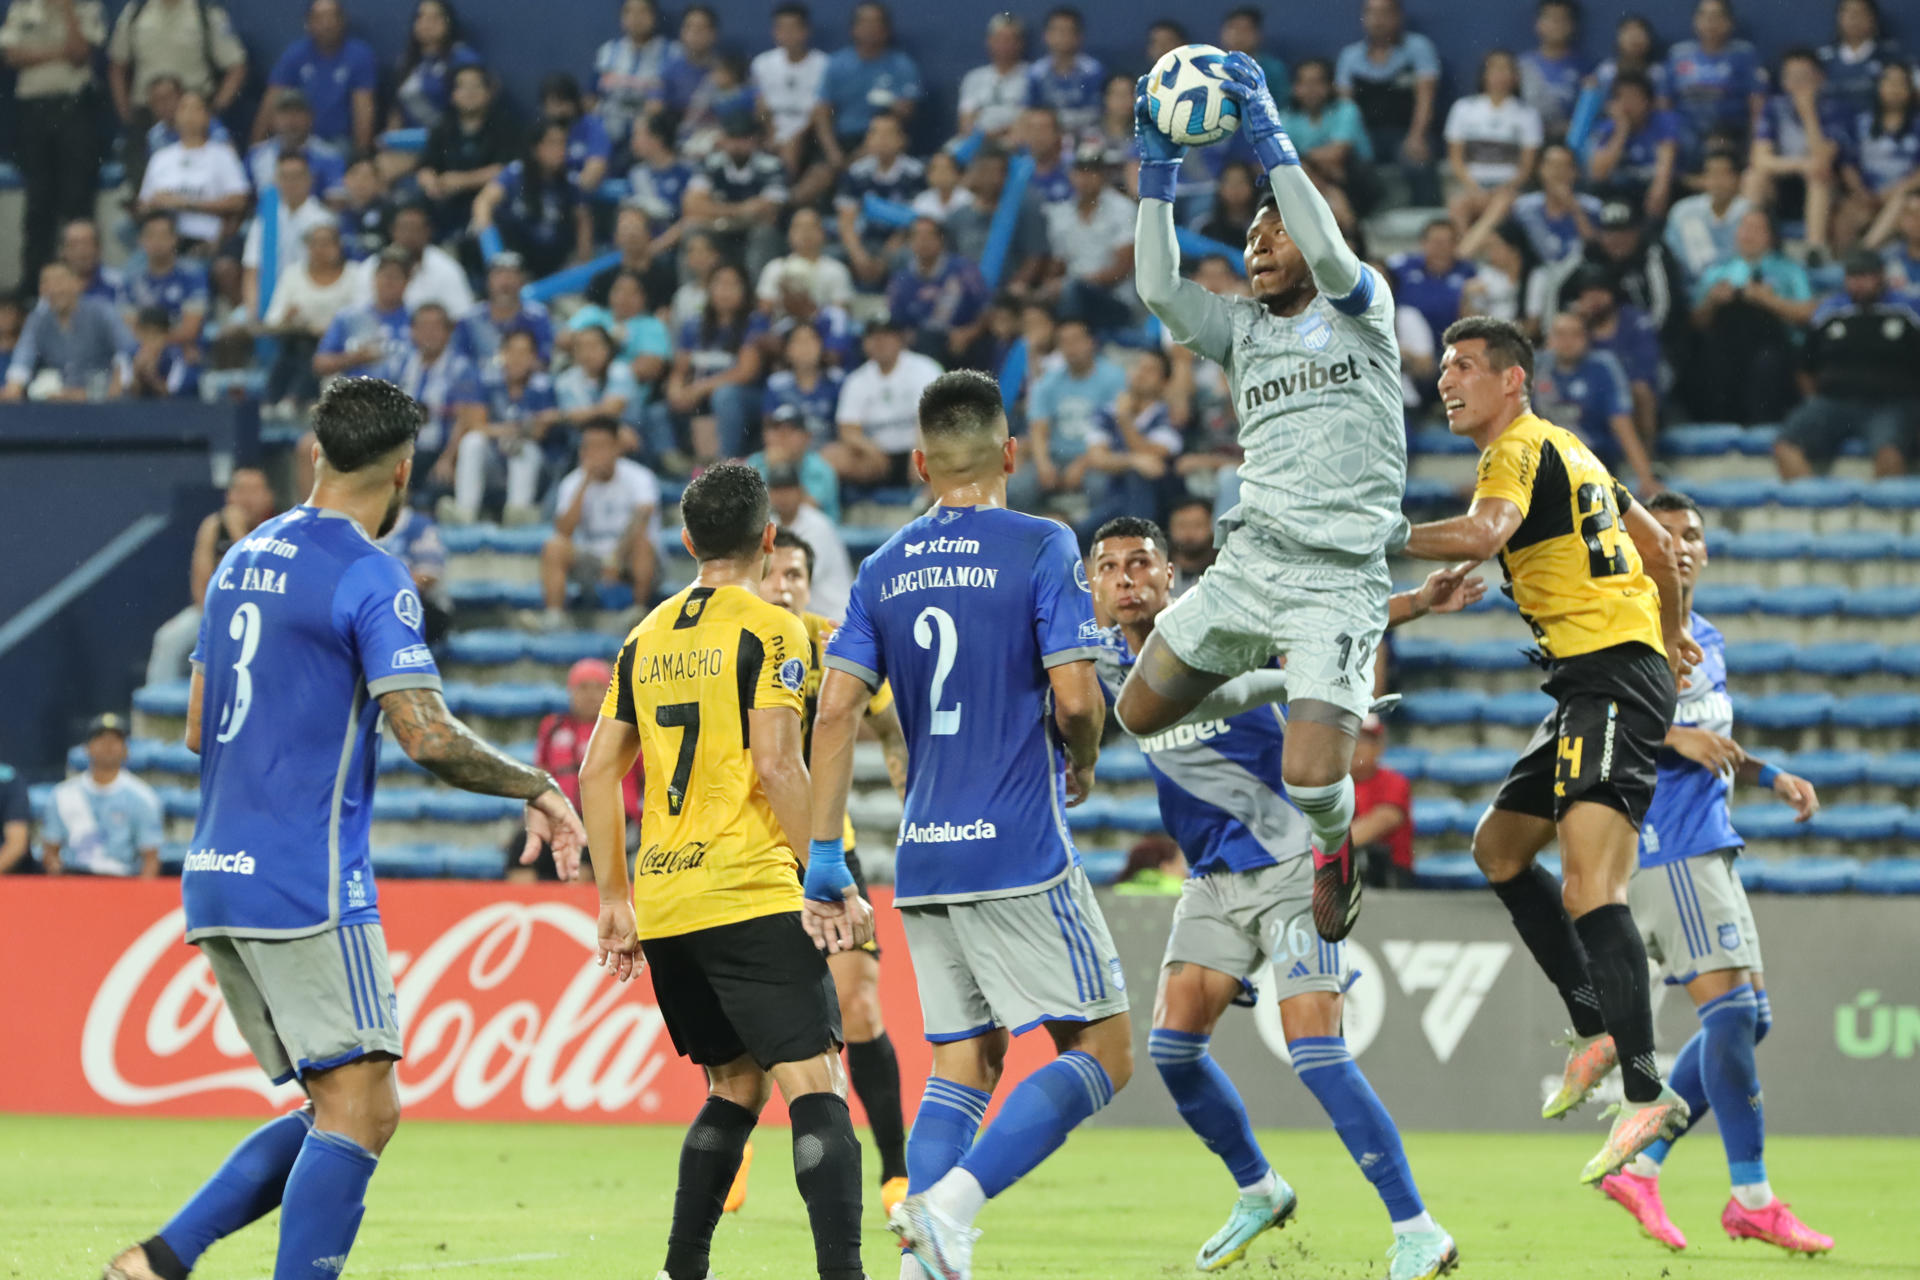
[136,209,177,234]
[277,149,312,172]
[1225,6,1262,26]
[1091,516,1168,555]
[772,527,816,579]
[579,414,620,438]
[773,2,809,22]
[1779,45,1821,72]
[1646,490,1700,518]
[538,71,584,108]
[1610,69,1655,99]
[1538,0,1579,15]
[1046,5,1083,30]
[1442,315,1536,388]
[312,377,427,472]
[680,462,770,561]
[1167,494,1212,523]
[918,369,1006,441]
[1149,18,1189,42]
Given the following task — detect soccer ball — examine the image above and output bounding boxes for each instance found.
[1145,44,1243,147]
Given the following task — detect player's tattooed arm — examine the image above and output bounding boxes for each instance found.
[379,687,560,800]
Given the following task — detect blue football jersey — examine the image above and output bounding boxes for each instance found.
[825,505,1102,904]
[186,507,443,940]
[1640,612,1741,868]
[1091,628,1310,876]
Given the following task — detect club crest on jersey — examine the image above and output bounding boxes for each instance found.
[1719,923,1741,952]
[683,596,704,621]
[778,657,806,692]
[1108,956,1127,991]
[1073,560,1091,593]
[393,589,423,629]
[1296,313,1332,351]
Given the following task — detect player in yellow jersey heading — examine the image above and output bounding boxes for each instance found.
[577,463,871,1280]
[1400,316,1703,1186]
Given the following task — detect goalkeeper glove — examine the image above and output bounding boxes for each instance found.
[1216,52,1299,171]
[1134,75,1186,203]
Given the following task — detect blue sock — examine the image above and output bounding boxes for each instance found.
[1698,983,1766,1188]
[156,1109,312,1269]
[1754,989,1773,1043]
[907,1077,991,1195]
[957,1051,1113,1199]
[1290,1037,1423,1222]
[1149,1029,1268,1188]
[1641,1027,1710,1167]
[273,1128,380,1280]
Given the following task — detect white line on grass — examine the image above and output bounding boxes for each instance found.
[245,1251,563,1278]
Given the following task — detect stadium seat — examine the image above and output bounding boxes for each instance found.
[421,792,522,822]
[1481,690,1553,727]
[1688,479,1779,511]
[526,631,617,666]
[1379,746,1429,780]
[1756,584,1847,616]
[1831,692,1920,731]
[1390,634,1452,672]
[1733,424,1781,456]
[1792,641,1883,678]
[1734,858,1770,892]
[372,790,425,821]
[448,580,505,609]
[1079,849,1129,886]
[373,845,447,878]
[492,525,553,555]
[1815,530,1898,561]
[1100,795,1167,833]
[1098,742,1153,783]
[1412,796,1467,837]
[1843,586,1920,618]
[1716,529,1808,561]
[1884,645,1920,679]
[1409,427,1478,456]
[1763,856,1857,894]
[1730,803,1808,841]
[461,684,565,719]
[159,786,199,819]
[1660,423,1745,457]
[1450,640,1535,671]
[1691,583,1759,614]
[27,784,53,822]
[1860,476,1920,511]
[1782,749,1872,788]
[1807,803,1907,842]
[132,681,193,716]
[1401,477,1459,508]
[1420,748,1515,788]
[1853,857,1920,895]
[1865,751,1920,789]
[843,526,892,557]
[1410,853,1485,890]
[1399,690,1486,725]
[1735,692,1833,730]
[1773,477,1863,510]
[439,526,492,555]
[444,629,529,665]
[378,737,429,775]
[1722,641,1795,676]
[442,846,510,879]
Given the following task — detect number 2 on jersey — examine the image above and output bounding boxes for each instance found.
[913,606,963,736]
[1575,482,1631,579]
[216,602,262,744]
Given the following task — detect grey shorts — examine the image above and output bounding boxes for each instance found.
[1164,858,1353,1001]
[900,865,1130,1042]
[1153,516,1389,722]
[1779,394,1916,466]
[198,921,405,1085]
[1629,850,1764,986]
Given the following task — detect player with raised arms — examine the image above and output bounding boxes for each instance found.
[1600,491,1832,1256]
[105,377,588,1280]
[1400,315,1700,1183]
[809,369,1126,1280]
[578,463,873,1280]
[1089,515,1479,1280]
[1125,53,1408,946]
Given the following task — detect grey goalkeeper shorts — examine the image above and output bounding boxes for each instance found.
[1629,849,1765,986]
[900,865,1130,1042]
[198,921,405,1085]
[1164,857,1354,1001]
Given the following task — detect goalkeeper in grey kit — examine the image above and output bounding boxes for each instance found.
[1122,54,1414,950]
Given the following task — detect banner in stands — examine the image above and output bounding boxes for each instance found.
[0,880,1910,1133]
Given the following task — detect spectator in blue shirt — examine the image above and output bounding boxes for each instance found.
[386,302,486,487]
[472,120,591,280]
[1665,0,1765,151]
[746,262,858,368]
[1820,0,1906,121]
[835,113,925,288]
[1335,0,1441,194]
[2,262,132,401]
[625,114,695,248]
[122,211,208,351]
[1536,310,1658,492]
[1388,218,1474,347]
[313,247,414,380]
[664,262,760,465]
[40,715,162,878]
[568,268,672,402]
[126,305,200,400]
[888,216,991,367]
[1012,316,1125,511]
[761,322,846,453]
[454,327,563,523]
[389,0,483,131]
[1281,58,1375,218]
[1685,210,1816,424]
[653,3,720,122]
[1745,48,1847,256]
[539,72,612,196]
[593,0,668,151]
[1565,261,1667,434]
[1519,0,1585,139]
[1589,14,1670,105]
[820,2,922,152]
[1017,106,1074,204]
[749,404,841,521]
[257,0,377,152]
[377,504,453,643]
[337,155,394,261]
[1587,71,1681,218]
[1842,62,1920,247]
[1510,142,1600,264]
[456,255,554,369]
[246,88,347,197]
[1026,7,1103,135]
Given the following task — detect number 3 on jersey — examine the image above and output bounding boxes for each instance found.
[216,602,262,743]
[914,605,963,735]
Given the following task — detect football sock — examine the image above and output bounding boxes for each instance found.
[788,1092,865,1280]
[154,1107,312,1272]
[273,1127,379,1280]
[1754,989,1773,1043]
[952,1051,1115,1210]
[847,1033,909,1183]
[907,1077,990,1195]
[1697,984,1769,1205]
[1285,776,1355,860]
[1290,1037,1424,1223]
[1490,863,1606,1037]
[1573,904,1662,1102]
[1636,1027,1709,1172]
[1148,1029,1270,1189]
[662,1096,756,1280]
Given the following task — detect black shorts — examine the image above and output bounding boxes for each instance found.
[875,450,917,489]
[642,912,842,1068]
[1493,642,1676,826]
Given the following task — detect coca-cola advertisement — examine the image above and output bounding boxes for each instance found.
[0,878,1052,1124]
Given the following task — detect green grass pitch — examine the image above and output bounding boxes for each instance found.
[1,1114,1903,1279]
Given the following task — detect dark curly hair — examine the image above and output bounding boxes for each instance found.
[681,462,770,561]
[312,377,428,472]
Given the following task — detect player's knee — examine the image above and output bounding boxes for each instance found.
[710,1072,773,1115]
[838,983,883,1043]
[1559,865,1626,917]
[1281,758,1344,792]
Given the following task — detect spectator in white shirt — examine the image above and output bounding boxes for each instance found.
[357,202,475,313]
[755,206,853,309]
[828,315,943,487]
[1443,49,1542,232]
[910,149,976,223]
[242,150,335,318]
[262,221,359,409]
[535,416,660,628]
[766,462,853,621]
[1665,147,1752,285]
[753,2,833,207]
[1043,145,1138,332]
[137,89,249,248]
[957,12,1028,141]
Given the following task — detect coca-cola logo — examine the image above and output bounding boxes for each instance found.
[82,902,674,1116]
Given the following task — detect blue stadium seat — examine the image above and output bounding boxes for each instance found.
[863,486,922,507]
[1843,586,1920,619]
[1735,692,1833,730]
[1100,795,1167,833]
[1079,849,1128,886]
[1807,803,1907,842]
[1722,641,1795,675]
[1412,796,1467,837]
[1716,530,1808,560]
[372,790,425,821]
[1410,427,1478,456]
[132,681,193,716]
[491,525,553,555]
[1884,645,1920,679]
[1401,477,1459,507]
[149,741,202,774]
[1792,641,1882,678]
[1390,634,1452,671]
[1734,425,1781,456]
[843,526,892,557]
[1065,796,1110,831]
[1764,856,1857,894]
[443,629,528,665]
[1421,748,1516,787]
[1689,479,1780,511]
[1691,583,1759,614]
[1411,853,1485,889]
[1854,857,1920,895]
[442,846,510,879]
[378,737,428,775]
[1860,476,1920,510]
[158,842,189,874]
[439,526,492,555]
[1756,584,1847,616]
[1782,749,1871,788]
[1481,690,1553,727]
[373,845,446,878]
[527,631,618,665]
[1379,746,1429,780]
[1866,750,1920,788]
[1773,477,1863,509]
[448,580,505,609]
[64,746,85,773]
[1814,530,1898,561]
[1660,423,1745,457]
[461,684,565,718]
[421,792,523,822]
[1399,689,1486,725]
[1451,640,1535,671]
[1098,743,1152,783]
[1734,858,1769,892]
[1731,803,1807,841]
[159,786,199,818]
[1831,692,1920,730]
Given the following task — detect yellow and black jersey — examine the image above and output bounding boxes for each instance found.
[1473,413,1665,660]
[603,583,811,939]
[801,611,893,851]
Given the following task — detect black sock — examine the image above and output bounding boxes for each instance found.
[139,1237,189,1280]
[846,1033,909,1183]
[1574,904,1663,1103]
[788,1092,865,1280]
[1490,863,1607,1038]
[663,1097,756,1280]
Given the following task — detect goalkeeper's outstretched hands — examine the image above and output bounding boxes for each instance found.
[1216,51,1298,171]
[1134,74,1186,202]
